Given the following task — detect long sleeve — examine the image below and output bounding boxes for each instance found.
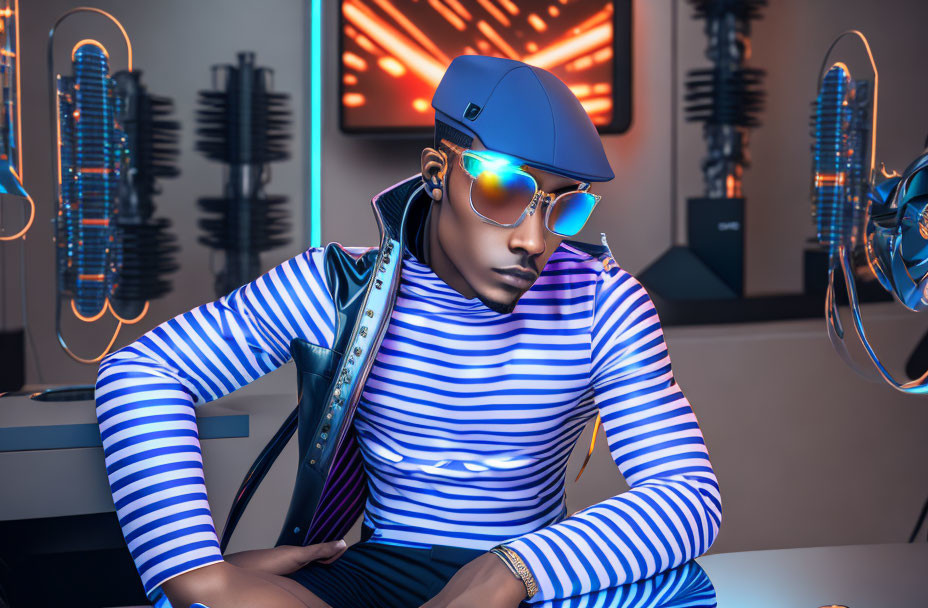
[503,265,722,602]
[94,246,338,595]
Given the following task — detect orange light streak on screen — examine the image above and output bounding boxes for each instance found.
[427,0,467,31]
[527,13,547,32]
[567,56,593,71]
[373,0,451,63]
[580,96,610,115]
[497,0,519,15]
[475,0,510,27]
[572,4,613,35]
[444,0,473,20]
[593,46,612,62]
[523,22,611,69]
[568,84,591,98]
[477,20,519,60]
[356,34,381,55]
[343,51,368,71]
[378,56,406,76]
[344,92,366,107]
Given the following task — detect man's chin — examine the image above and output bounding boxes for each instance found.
[477,291,520,315]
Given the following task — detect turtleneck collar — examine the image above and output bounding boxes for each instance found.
[400,246,495,313]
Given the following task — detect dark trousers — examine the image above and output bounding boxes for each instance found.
[285,525,488,608]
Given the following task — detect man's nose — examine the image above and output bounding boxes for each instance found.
[509,196,548,257]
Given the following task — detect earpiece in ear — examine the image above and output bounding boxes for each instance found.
[424,149,447,201]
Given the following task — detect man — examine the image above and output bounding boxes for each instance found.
[95,55,721,608]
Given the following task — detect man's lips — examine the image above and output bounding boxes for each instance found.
[494,267,538,288]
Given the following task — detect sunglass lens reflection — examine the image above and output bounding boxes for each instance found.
[472,168,536,224]
[547,191,597,236]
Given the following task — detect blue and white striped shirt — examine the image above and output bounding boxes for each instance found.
[95,240,721,600]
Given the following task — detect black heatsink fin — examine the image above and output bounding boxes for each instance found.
[684,0,767,199]
[195,51,293,296]
[109,70,181,320]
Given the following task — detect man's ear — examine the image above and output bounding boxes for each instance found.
[420,146,448,201]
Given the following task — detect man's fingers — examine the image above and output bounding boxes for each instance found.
[300,539,347,565]
[318,541,349,564]
[225,541,350,576]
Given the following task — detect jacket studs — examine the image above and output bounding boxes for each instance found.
[360,326,368,337]
[315,442,322,449]
[354,347,362,356]
[366,309,374,317]
[375,279,382,289]
[333,388,341,397]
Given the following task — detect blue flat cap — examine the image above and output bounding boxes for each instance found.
[431,55,614,183]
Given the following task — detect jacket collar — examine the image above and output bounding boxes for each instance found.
[369,173,429,252]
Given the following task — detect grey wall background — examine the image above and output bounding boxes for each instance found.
[2,0,928,558]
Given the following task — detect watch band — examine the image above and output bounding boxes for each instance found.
[490,547,522,579]
[490,544,539,598]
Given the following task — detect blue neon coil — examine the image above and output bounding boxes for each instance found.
[56,76,76,298]
[57,43,122,318]
[811,64,870,255]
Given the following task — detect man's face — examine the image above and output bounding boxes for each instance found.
[427,135,582,315]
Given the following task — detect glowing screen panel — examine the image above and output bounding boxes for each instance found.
[339,0,631,133]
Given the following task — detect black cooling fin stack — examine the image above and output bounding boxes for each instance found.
[685,0,767,199]
[109,70,181,320]
[195,51,292,297]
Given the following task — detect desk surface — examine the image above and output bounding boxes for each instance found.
[532,543,928,607]
[0,379,293,523]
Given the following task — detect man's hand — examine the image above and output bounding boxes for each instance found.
[225,539,348,574]
[420,552,527,608]
[161,540,347,608]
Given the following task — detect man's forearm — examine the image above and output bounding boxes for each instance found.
[161,561,314,608]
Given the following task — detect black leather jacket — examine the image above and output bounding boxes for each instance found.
[220,174,613,551]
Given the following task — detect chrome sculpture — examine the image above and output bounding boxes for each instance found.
[812,30,928,393]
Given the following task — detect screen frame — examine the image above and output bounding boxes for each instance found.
[337,0,632,137]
